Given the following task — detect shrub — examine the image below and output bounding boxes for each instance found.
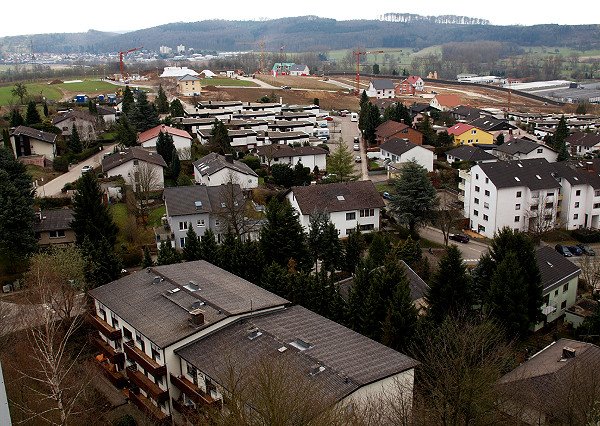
[241,155,261,171]
[571,228,600,243]
[53,156,69,172]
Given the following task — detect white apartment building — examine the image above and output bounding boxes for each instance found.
[256,144,327,170]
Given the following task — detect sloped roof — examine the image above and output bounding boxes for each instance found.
[10,125,56,144]
[256,144,327,159]
[477,159,561,190]
[446,123,475,136]
[160,67,199,78]
[33,209,73,232]
[193,153,257,178]
[446,145,496,162]
[536,246,581,292]
[452,105,483,120]
[370,79,395,90]
[469,116,515,131]
[164,184,244,216]
[51,110,96,125]
[404,75,422,85]
[96,105,117,116]
[380,138,421,156]
[176,305,418,403]
[495,138,556,155]
[375,120,410,138]
[566,131,600,148]
[138,124,192,143]
[290,181,384,214]
[289,64,309,72]
[178,74,200,82]
[433,94,461,108]
[102,147,167,172]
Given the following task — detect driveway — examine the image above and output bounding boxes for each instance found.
[36,144,116,197]
[420,226,489,263]
[328,116,368,180]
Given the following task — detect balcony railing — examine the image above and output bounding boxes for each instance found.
[170,374,216,405]
[124,341,167,377]
[86,314,122,340]
[127,366,169,402]
[128,389,171,425]
[89,333,125,366]
[93,356,127,388]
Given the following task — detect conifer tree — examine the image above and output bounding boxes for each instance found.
[81,236,122,288]
[129,90,159,132]
[308,212,341,273]
[25,100,41,125]
[156,131,175,166]
[169,99,185,117]
[381,265,418,352]
[260,261,289,295]
[347,258,374,333]
[116,114,137,148]
[9,108,24,127]
[327,139,356,182]
[156,84,169,114]
[343,229,365,273]
[43,101,49,117]
[157,241,181,265]
[182,225,201,261]
[69,125,82,154]
[121,85,135,116]
[141,245,154,268]
[2,129,11,152]
[199,228,219,265]
[209,119,231,154]
[170,149,181,181]
[367,232,391,266]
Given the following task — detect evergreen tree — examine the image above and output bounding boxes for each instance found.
[129,90,159,132]
[343,229,365,273]
[116,114,137,148]
[372,63,380,74]
[437,130,454,147]
[327,139,356,182]
[557,140,570,161]
[271,163,295,187]
[234,240,264,284]
[417,115,438,146]
[69,125,82,154]
[260,261,289,295]
[209,119,231,154]
[170,149,181,181]
[43,101,49,117]
[363,103,382,146]
[87,99,97,115]
[313,97,320,106]
[359,90,369,112]
[307,212,341,273]
[216,232,236,271]
[293,162,311,186]
[169,99,185,117]
[141,245,154,268]
[496,133,505,146]
[156,131,175,166]
[260,198,309,271]
[182,225,201,261]
[2,129,11,152]
[553,115,569,150]
[381,265,418,352]
[426,245,473,323]
[367,232,391,266]
[395,236,422,268]
[389,160,438,233]
[9,108,24,127]
[157,241,181,265]
[25,101,41,125]
[199,228,219,265]
[121,86,135,116]
[81,236,122,289]
[156,85,169,114]
[347,258,374,333]
[0,148,37,271]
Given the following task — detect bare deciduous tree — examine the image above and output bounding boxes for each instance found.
[215,172,259,240]
[525,195,559,244]
[435,191,464,246]
[130,161,162,225]
[579,255,600,293]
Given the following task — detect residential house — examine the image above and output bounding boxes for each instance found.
[375,120,423,146]
[445,145,497,165]
[493,139,558,162]
[566,131,600,157]
[268,120,314,134]
[286,181,385,237]
[288,64,310,76]
[177,75,202,97]
[87,261,418,425]
[535,246,580,329]
[468,116,516,140]
[451,105,485,122]
[138,125,193,160]
[256,144,327,170]
[395,75,424,95]
[256,131,310,146]
[9,125,57,161]
[33,208,75,247]
[429,94,462,111]
[380,139,434,173]
[102,147,167,191]
[97,105,117,124]
[193,153,258,189]
[497,339,600,425]
[272,62,295,75]
[366,79,396,99]
[447,123,494,146]
[52,110,98,141]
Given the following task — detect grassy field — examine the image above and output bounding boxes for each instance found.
[201,78,258,87]
[327,47,416,68]
[256,74,341,90]
[0,82,62,105]
[26,165,61,185]
[55,80,120,94]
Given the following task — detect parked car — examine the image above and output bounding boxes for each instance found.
[340,110,349,117]
[555,244,573,257]
[355,155,362,163]
[319,122,328,128]
[318,136,328,142]
[449,233,470,243]
[567,245,583,256]
[382,191,392,200]
[354,136,360,143]
[81,165,93,174]
[323,116,334,121]
[353,143,360,151]
[281,85,291,90]
[577,244,596,256]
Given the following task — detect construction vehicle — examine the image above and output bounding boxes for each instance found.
[119,46,143,80]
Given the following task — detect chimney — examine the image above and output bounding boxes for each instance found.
[225,153,234,163]
[562,346,576,359]
[189,308,205,327]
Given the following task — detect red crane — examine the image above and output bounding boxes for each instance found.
[353,49,384,95]
[119,46,143,77]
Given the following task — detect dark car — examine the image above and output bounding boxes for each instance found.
[567,245,583,256]
[577,244,596,256]
[281,85,291,90]
[555,244,572,257]
[449,234,470,243]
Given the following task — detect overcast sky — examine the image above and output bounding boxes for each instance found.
[2,1,599,37]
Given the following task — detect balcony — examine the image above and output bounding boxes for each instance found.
[89,333,125,366]
[172,397,199,417]
[128,389,171,425]
[170,374,216,405]
[124,341,167,377]
[86,313,122,340]
[93,356,127,388]
[127,366,169,403]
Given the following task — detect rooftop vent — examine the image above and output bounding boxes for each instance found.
[290,338,312,351]
[189,308,205,327]
[517,163,523,168]
[309,364,326,376]
[536,174,542,180]
[247,328,263,340]
[562,346,576,359]
[194,200,203,209]
[337,195,345,201]
[514,177,521,182]
[278,346,287,353]
[167,288,181,294]
[546,261,554,268]
[152,276,164,284]
[191,300,205,310]
[184,281,200,292]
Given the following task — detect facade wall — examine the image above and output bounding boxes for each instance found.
[166,213,211,249]
[271,153,326,170]
[535,275,579,330]
[37,229,76,246]
[10,135,56,160]
[141,135,192,160]
[381,147,433,172]
[454,129,494,145]
[106,160,165,191]
[342,369,414,412]
[194,168,258,190]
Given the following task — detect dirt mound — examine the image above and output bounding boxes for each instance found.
[49,79,63,85]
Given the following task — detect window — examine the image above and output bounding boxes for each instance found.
[532,192,539,198]
[215,220,220,226]
[98,305,106,321]
[484,190,490,196]
[180,237,186,247]
[474,198,479,205]
[346,212,356,220]
[563,283,569,293]
[544,294,550,305]
[123,327,133,341]
[576,190,581,196]
[49,230,66,238]
[575,202,580,208]
[111,314,119,329]
[359,209,375,217]
[545,202,553,209]
[554,289,559,297]
[561,300,567,310]
[197,219,205,227]
[515,204,521,210]
[346,228,355,235]
[531,204,539,211]
[595,190,600,197]
[478,225,486,232]
[516,191,522,198]
[574,214,579,220]
[473,210,479,216]
[156,375,164,386]
[485,177,489,183]
[186,363,197,379]
[179,222,188,231]
[537,148,543,153]
[547,192,554,197]
[483,214,488,221]
[133,159,139,165]
[514,216,520,222]
[359,224,374,231]
[151,343,161,362]
[475,186,480,193]
[472,129,477,135]
[136,333,145,352]
[595,203,600,209]
[484,202,489,209]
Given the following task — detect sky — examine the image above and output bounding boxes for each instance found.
[2,1,600,37]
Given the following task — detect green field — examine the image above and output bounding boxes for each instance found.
[0,82,62,105]
[327,47,416,68]
[201,78,258,87]
[55,80,120,94]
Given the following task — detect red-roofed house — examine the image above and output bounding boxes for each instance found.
[138,124,193,159]
[447,123,494,146]
[375,120,423,146]
[430,94,462,111]
[396,76,424,95]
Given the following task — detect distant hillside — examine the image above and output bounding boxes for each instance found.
[379,13,490,25]
[1,17,600,55]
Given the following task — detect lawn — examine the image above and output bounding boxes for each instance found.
[256,74,340,90]
[26,165,61,185]
[109,203,129,230]
[0,83,62,106]
[55,80,120,94]
[148,204,166,227]
[201,78,258,87]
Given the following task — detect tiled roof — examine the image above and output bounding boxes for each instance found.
[566,131,600,148]
[51,110,96,125]
[452,105,483,120]
[33,209,73,232]
[404,75,422,85]
[446,145,496,162]
[380,138,421,156]
[88,261,289,348]
[433,94,461,108]
[193,153,257,177]
[176,305,418,403]
[290,181,385,214]
[102,147,167,172]
[289,64,308,71]
[477,159,561,190]
[370,79,395,90]
[138,124,192,143]
[375,120,410,138]
[536,246,581,292]
[495,138,555,155]
[10,125,56,144]
[255,144,327,159]
[446,123,475,136]
[164,184,244,216]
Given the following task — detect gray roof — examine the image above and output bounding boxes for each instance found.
[102,147,167,172]
[477,159,561,190]
[446,145,496,162]
[51,109,96,125]
[164,184,244,216]
[289,64,308,72]
[193,153,257,178]
[469,116,515,131]
[33,209,73,232]
[176,305,418,402]
[88,261,289,348]
[380,138,421,156]
[290,181,385,214]
[494,138,554,155]
[452,105,483,120]
[96,105,117,116]
[536,246,581,292]
[567,131,600,148]
[11,125,57,144]
[370,79,395,90]
[256,144,327,159]
[178,74,200,82]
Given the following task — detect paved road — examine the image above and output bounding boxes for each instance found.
[328,116,368,180]
[420,226,489,263]
[36,144,116,197]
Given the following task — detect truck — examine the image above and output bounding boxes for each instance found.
[313,127,330,140]
[350,112,358,122]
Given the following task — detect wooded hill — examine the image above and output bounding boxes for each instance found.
[2,16,600,55]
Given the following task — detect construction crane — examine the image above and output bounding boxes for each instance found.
[353,49,384,95]
[119,46,143,78]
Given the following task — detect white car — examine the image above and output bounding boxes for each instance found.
[355,156,362,163]
[353,143,360,151]
[81,165,93,174]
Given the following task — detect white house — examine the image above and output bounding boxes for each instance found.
[493,139,558,162]
[52,110,98,141]
[288,64,310,76]
[97,105,117,125]
[138,125,193,160]
[10,125,57,161]
[379,138,434,172]
[257,131,311,147]
[286,181,385,237]
[102,147,167,191]
[87,261,418,425]
[193,153,258,189]
[366,79,396,99]
[567,131,600,157]
[256,144,327,170]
